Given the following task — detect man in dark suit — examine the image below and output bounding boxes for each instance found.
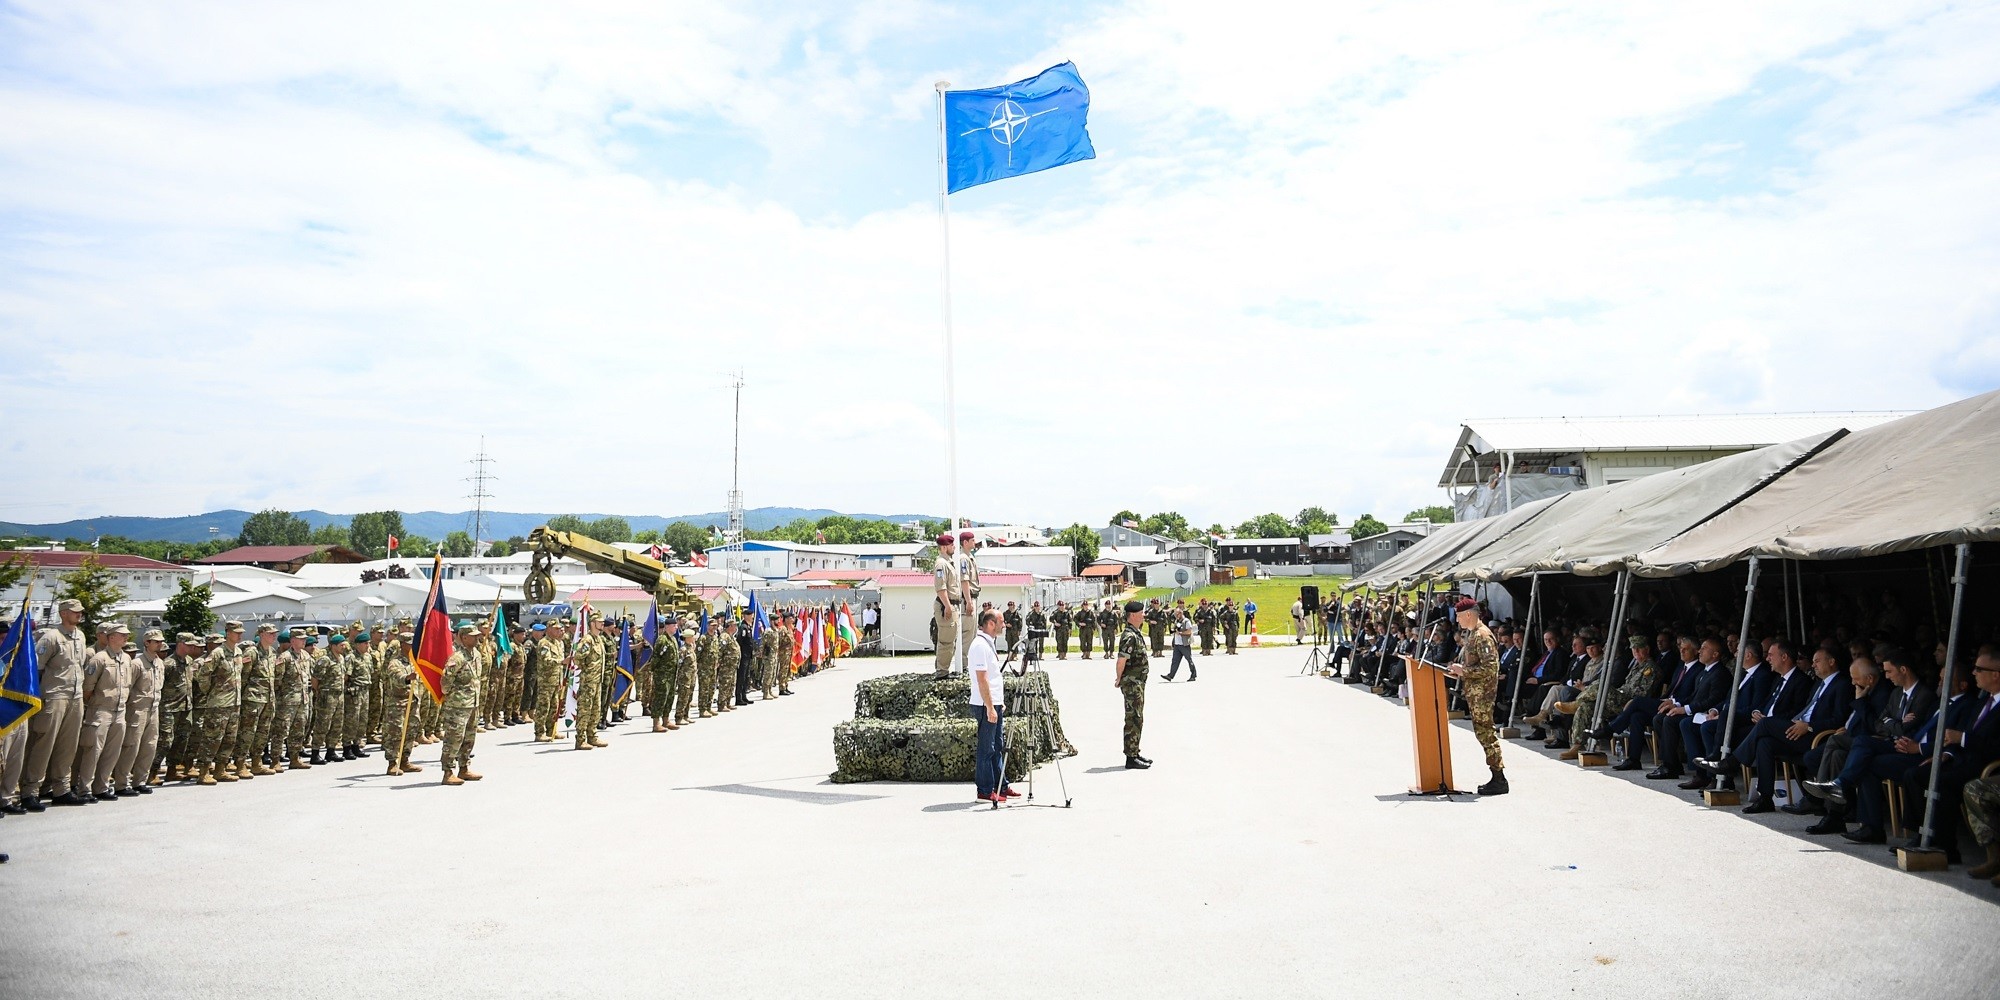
[1674,637,1736,789]
[1685,643,1775,791]
[1841,646,1940,843]
[1517,630,1566,738]
[1696,640,1843,812]
[1647,637,1705,780]
[1886,648,2000,860]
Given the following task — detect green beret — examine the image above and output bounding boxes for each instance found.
[277,630,293,641]
[355,631,372,642]
[327,634,347,645]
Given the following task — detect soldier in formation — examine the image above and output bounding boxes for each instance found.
[438,621,484,785]
[1195,599,1217,655]
[1097,602,1118,658]
[1024,602,1047,658]
[1002,602,1023,654]
[1221,598,1241,655]
[1145,599,1168,657]
[1113,600,1152,770]
[1076,600,1097,660]
[1051,601,1072,659]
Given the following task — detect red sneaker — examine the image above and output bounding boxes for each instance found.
[1001,788,1022,798]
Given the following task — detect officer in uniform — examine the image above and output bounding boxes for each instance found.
[380,628,421,776]
[533,621,566,742]
[113,628,167,795]
[191,628,242,785]
[958,530,983,657]
[1051,601,1072,659]
[1113,600,1152,770]
[1097,601,1119,658]
[158,632,197,783]
[932,533,963,677]
[20,598,89,808]
[649,614,682,731]
[343,630,374,760]
[1075,600,1096,660]
[438,621,483,785]
[1024,602,1048,659]
[1002,602,1023,654]
[272,629,310,770]
[1221,598,1240,655]
[74,622,132,801]
[1446,596,1507,795]
[1145,599,1167,657]
[715,617,740,712]
[574,613,607,749]
[1195,599,1217,655]
[232,623,278,777]
[309,633,346,764]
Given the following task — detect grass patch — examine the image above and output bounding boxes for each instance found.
[1130,575,1349,635]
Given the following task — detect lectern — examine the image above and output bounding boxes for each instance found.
[1401,654,1458,795]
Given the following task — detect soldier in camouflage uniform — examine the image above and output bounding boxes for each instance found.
[1025,602,1048,659]
[1145,599,1167,657]
[1195,599,1217,655]
[1051,602,1072,659]
[757,617,780,700]
[380,629,422,775]
[309,633,347,764]
[1221,599,1240,654]
[1965,774,2000,884]
[775,614,796,696]
[232,624,279,777]
[1097,602,1118,657]
[533,622,566,742]
[1002,602,1023,654]
[574,614,607,749]
[158,633,197,782]
[476,619,500,730]
[1075,601,1096,660]
[191,628,243,785]
[650,615,684,731]
[1114,601,1152,769]
[438,622,483,785]
[1448,597,1507,795]
[506,626,528,725]
[343,631,374,760]
[714,617,739,712]
[696,620,720,718]
[272,629,311,770]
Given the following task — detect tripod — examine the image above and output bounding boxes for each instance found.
[1299,642,1327,676]
[1000,633,1072,809]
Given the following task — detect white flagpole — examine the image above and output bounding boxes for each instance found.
[935,80,965,677]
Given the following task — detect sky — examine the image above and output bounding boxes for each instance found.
[2,1,1997,531]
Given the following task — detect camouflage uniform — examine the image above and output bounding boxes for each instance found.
[439,644,480,775]
[1221,602,1240,654]
[1076,605,1096,660]
[713,627,738,710]
[650,631,684,724]
[696,628,720,716]
[533,635,565,741]
[775,628,795,695]
[233,640,276,773]
[1051,606,1072,659]
[506,642,528,723]
[343,640,374,752]
[1117,623,1150,757]
[1963,774,2000,848]
[757,629,779,699]
[191,640,242,779]
[309,642,345,759]
[272,644,309,765]
[1195,603,1216,655]
[158,643,195,780]
[1098,606,1119,657]
[1002,607,1023,653]
[378,643,418,770]
[574,630,605,747]
[1025,608,1048,658]
[1145,603,1168,657]
[1457,623,1504,772]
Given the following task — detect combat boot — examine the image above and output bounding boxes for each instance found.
[252,761,275,776]
[1970,842,2000,880]
[199,765,218,787]
[701,709,716,718]
[215,764,238,782]
[1478,770,1510,796]
[400,755,421,773]
[386,762,403,777]
[169,764,187,781]
[590,737,607,748]
[442,770,463,786]
[460,768,482,781]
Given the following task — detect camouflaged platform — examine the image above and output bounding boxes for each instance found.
[829,671,1076,783]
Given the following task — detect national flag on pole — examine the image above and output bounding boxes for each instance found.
[699,606,710,636]
[944,62,1094,194]
[612,620,635,707]
[0,604,43,738]
[835,603,858,655]
[647,544,668,562]
[411,553,451,704]
[387,534,399,555]
[749,592,768,642]
[790,611,807,669]
[490,602,513,658]
[691,551,708,568]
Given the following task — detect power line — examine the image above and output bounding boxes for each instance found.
[466,437,497,553]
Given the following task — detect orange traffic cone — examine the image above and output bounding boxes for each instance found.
[1249,631,1260,647]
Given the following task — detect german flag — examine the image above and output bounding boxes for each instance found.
[411,552,451,704]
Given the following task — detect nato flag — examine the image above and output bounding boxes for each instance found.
[944,62,1095,194]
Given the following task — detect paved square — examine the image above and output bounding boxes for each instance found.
[3,643,1993,998]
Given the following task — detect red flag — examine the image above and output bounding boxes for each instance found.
[411,552,450,704]
[387,534,400,554]
[691,551,709,568]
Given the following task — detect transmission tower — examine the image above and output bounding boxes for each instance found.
[726,371,746,546]
[466,437,497,555]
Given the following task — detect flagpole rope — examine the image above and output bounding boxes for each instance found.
[937,79,966,678]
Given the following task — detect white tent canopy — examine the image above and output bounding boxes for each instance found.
[1346,493,1566,591]
[1634,389,2000,576]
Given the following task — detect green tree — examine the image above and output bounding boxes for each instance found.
[1235,513,1298,540]
[441,531,476,557]
[1350,514,1390,540]
[1110,509,1143,527]
[0,553,29,593]
[585,516,633,543]
[662,522,710,561]
[484,539,512,557]
[239,508,310,547]
[56,554,127,634]
[544,514,589,535]
[632,529,663,544]
[1053,523,1101,575]
[1296,506,1338,534]
[162,577,215,638]
[349,511,405,557]
[398,534,436,557]
[1138,511,1196,541]
[310,522,351,548]
[1403,505,1454,525]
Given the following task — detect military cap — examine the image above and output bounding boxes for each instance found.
[355,631,372,642]
[396,615,414,625]
[351,621,364,629]
[327,633,347,645]
[94,621,115,633]
[277,629,293,641]
[530,623,546,632]
[257,623,278,634]
[1629,634,1651,648]
[55,598,82,613]
[224,619,244,631]
[142,628,165,642]
[122,643,139,653]
[398,630,414,640]
[188,635,208,647]
[204,632,225,642]
[958,530,976,541]
[176,631,197,644]
[1125,600,1144,614]
[455,621,478,635]
[720,616,737,628]
[661,613,680,624]
[108,622,130,635]
[935,532,953,545]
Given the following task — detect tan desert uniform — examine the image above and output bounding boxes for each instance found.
[115,634,167,793]
[73,628,134,797]
[21,614,90,801]
[932,551,964,677]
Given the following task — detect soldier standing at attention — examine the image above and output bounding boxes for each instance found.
[20,598,88,809]
[272,629,310,771]
[476,618,500,731]
[73,622,132,802]
[1145,599,1167,657]
[696,617,720,718]
[380,629,421,776]
[1002,601,1023,654]
[574,613,608,749]
[932,533,962,677]
[1446,596,1508,796]
[1221,598,1240,655]
[774,611,797,696]
[758,614,781,700]
[1097,601,1119,658]
[191,629,242,785]
[232,623,278,778]
[1075,600,1096,660]
[1113,601,1153,770]
[958,531,983,658]
[344,631,374,761]
[309,633,346,765]
[533,622,565,742]
[1195,599,1217,656]
[1051,601,1071,660]
[650,615,683,731]
[158,633,197,783]
[1024,602,1047,658]
[438,622,483,786]
[114,629,166,796]
[506,624,529,725]
[714,617,740,712]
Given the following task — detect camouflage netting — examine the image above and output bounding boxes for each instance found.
[829,672,1076,784]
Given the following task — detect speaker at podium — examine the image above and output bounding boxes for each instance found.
[1401,653,1459,795]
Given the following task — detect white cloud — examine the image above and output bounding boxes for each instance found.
[1,0,1996,532]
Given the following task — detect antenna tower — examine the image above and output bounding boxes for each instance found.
[726,371,746,545]
[466,437,497,554]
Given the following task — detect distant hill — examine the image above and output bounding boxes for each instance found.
[0,507,944,544]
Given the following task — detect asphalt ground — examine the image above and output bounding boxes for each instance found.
[2,641,1994,998]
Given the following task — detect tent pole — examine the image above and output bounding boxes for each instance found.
[1500,572,1540,733]
[1907,543,1970,864]
[1709,556,1760,800]
[1794,560,1807,644]
[1781,558,1792,643]
[1503,451,1514,513]
[1582,570,1630,758]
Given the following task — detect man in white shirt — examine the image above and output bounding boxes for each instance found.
[967,609,1014,804]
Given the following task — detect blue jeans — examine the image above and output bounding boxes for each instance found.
[969,703,1004,797]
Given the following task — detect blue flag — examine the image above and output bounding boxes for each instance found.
[0,611,42,738]
[699,606,710,636]
[612,620,635,707]
[944,62,1094,194]
[642,603,659,647]
[749,592,769,642]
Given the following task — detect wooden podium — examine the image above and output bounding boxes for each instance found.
[1402,655,1459,795]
